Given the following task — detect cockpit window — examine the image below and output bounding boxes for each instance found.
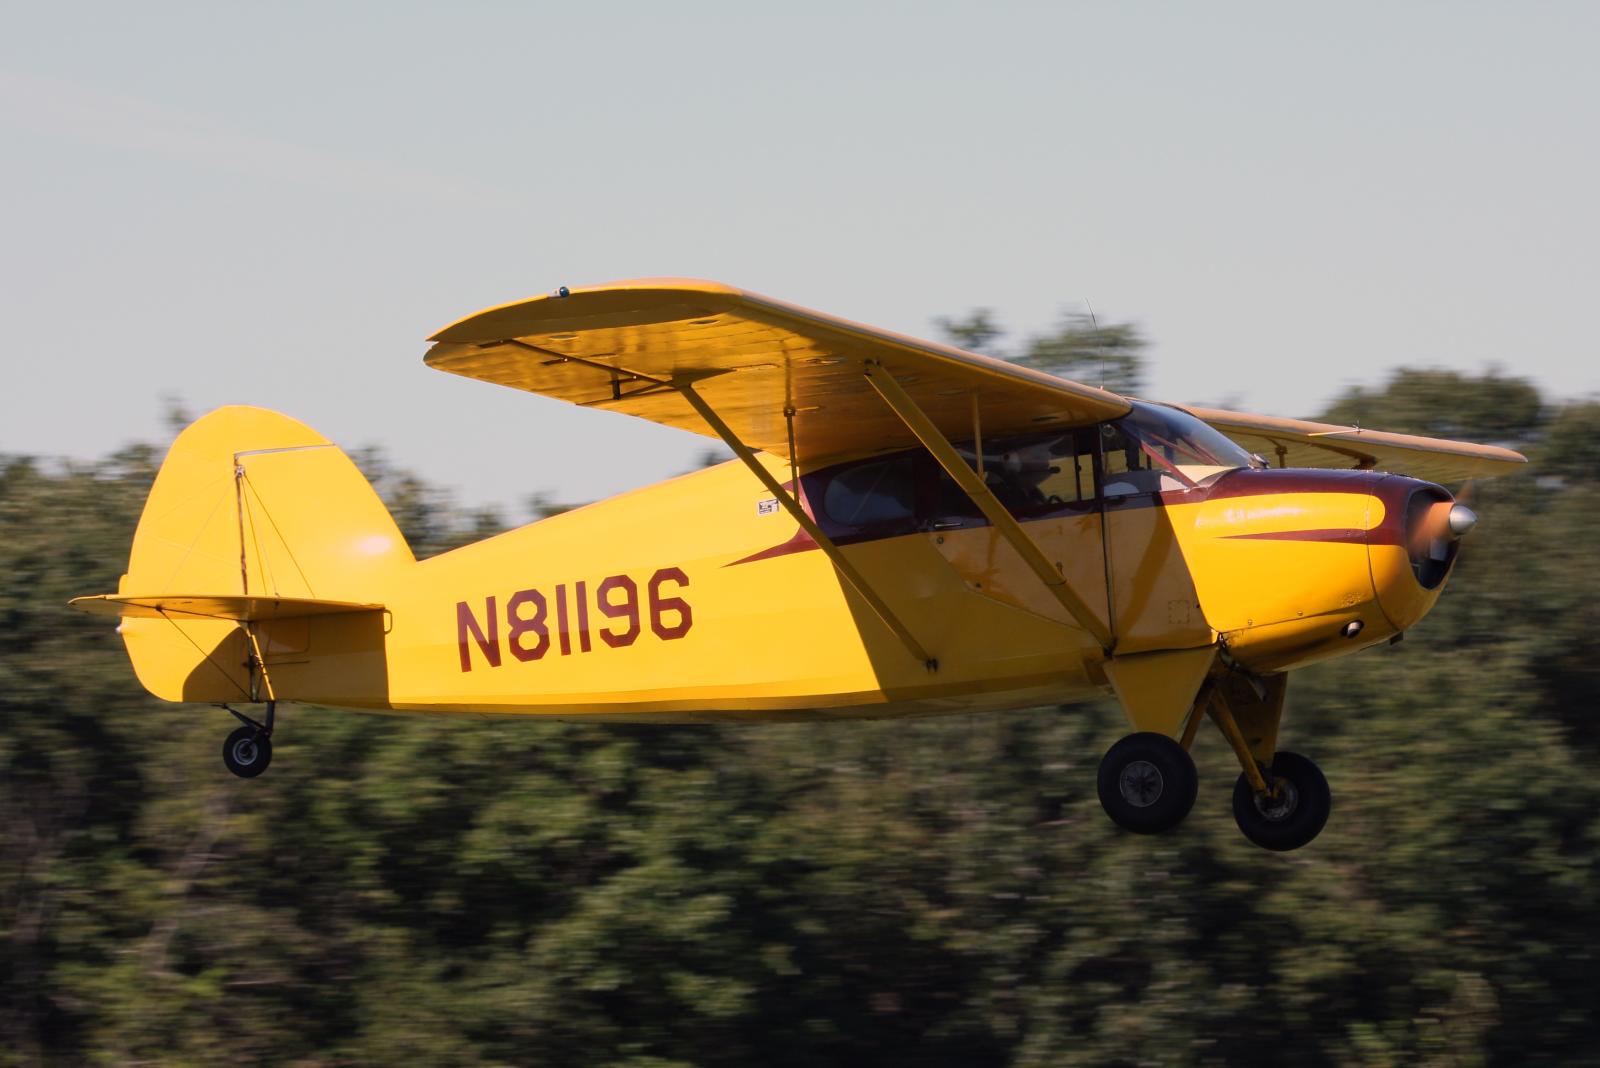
[938,428,1100,516]
[1102,402,1254,495]
[806,402,1253,536]
[1100,421,1165,496]
[822,455,916,529]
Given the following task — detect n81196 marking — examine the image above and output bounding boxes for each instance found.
[456,567,692,671]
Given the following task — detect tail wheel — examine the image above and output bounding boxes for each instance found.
[1231,750,1330,851]
[223,726,273,778]
[1096,732,1199,834]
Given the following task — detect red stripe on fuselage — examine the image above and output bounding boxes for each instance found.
[1223,528,1374,545]
[725,525,819,567]
[725,468,1433,565]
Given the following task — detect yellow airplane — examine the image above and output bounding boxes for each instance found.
[72,279,1526,851]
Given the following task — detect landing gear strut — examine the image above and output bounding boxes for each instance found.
[221,701,274,778]
[1205,683,1332,850]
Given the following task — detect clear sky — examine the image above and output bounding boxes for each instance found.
[3,2,1596,511]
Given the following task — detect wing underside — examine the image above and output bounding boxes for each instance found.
[424,278,1132,462]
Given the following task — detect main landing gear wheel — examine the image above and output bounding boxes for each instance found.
[1232,750,1330,851]
[1097,732,1199,835]
[222,726,272,778]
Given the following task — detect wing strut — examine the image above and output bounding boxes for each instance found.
[675,379,938,672]
[862,361,1116,653]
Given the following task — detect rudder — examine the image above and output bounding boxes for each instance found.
[114,406,412,703]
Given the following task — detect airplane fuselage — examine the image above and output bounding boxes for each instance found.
[204,452,1447,723]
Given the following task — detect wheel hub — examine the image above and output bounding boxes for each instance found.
[1253,778,1300,821]
[231,736,259,766]
[1118,759,1165,808]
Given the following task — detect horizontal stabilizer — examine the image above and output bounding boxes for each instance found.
[69,594,384,622]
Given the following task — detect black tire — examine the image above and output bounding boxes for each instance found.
[1096,732,1199,834]
[1231,750,1330,851]
[222,726,272,779]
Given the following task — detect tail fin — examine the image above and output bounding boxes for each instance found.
[83,406,411,703]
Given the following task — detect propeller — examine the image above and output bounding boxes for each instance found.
[1451,477,1479,535]
[1407,484,1478,564]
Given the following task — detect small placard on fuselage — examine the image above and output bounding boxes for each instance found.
[756,498,780,516]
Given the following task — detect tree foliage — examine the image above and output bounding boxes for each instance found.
[1319,368,1544,444]
[936,309,1148,395]
[3,369,1599,1065]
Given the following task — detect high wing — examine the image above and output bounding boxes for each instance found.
[1184,405,1528,482]
[425,278,1131,461]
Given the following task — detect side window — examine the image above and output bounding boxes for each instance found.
[984,441,1055,511]
[1029,429,1098,506]
[822,456,917,531]
[980,429,1101,514]
[925,429,1101,523]
[932,465,982,520]
[807,424,1135,539]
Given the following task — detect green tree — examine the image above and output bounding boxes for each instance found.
[933,309,1006,357]
[936,308,1147,394]
[1013,314,1146,395]
[5,373,1599,1066]
[1319,367,1544,444]
[1533,400,1600,483]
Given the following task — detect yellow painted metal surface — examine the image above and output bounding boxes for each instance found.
[928,514,1110,635]
[378,460,1104,718]
[1369,542,1445,633]
[1104,647,1219,738]
[1102,497,1212,655]
[1181,491,1377,634]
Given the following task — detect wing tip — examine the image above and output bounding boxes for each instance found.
[1188,405,1532,477]
[426,277,743,344]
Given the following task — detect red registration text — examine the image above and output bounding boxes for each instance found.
[456,567,692,671]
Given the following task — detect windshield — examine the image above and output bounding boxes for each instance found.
[1101,402,1255,494]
